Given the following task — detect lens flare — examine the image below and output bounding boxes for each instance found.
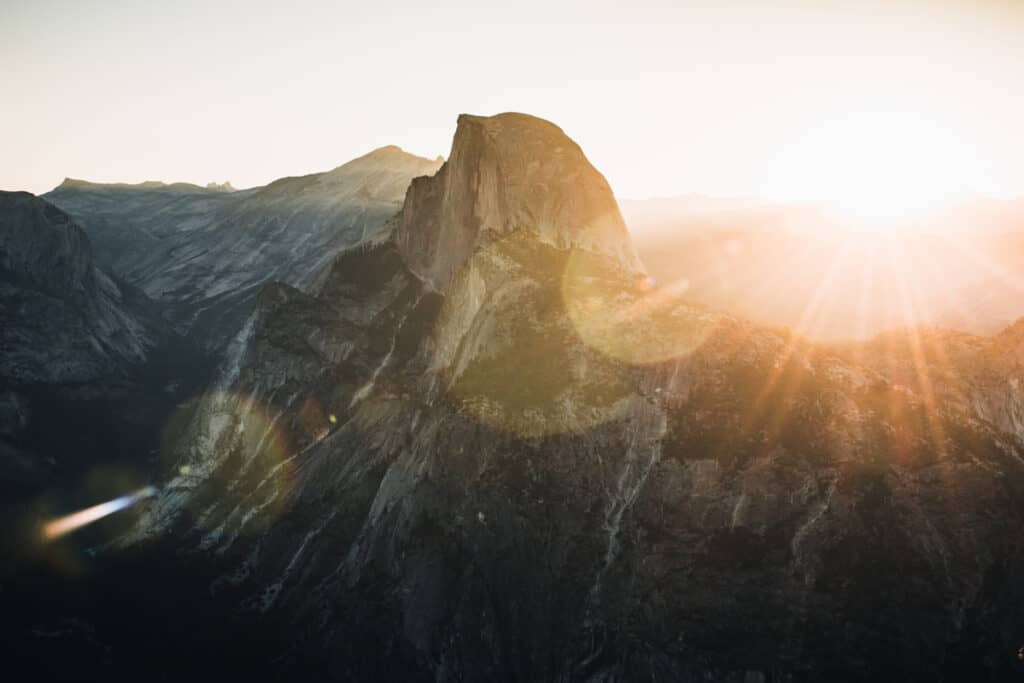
[561,248,720,366]
[41,486,157,541]
[160,390,343,547]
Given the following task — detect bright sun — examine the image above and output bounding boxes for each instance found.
[768,109,976,232]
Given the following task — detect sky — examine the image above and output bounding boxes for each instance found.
[2,0,1024,203]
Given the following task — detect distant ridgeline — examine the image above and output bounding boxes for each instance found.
[2,115,1023,681]
[97,113,1024,681]
[45,147,444,351]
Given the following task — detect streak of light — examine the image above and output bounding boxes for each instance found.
[41,486,157,541]
[739,236,852,437]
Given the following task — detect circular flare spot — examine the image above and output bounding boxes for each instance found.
[561,249,720,366]
[436,236,636,438]
[158,391,300,540]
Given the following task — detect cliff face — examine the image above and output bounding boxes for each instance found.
[0,191,96,297]
[110,114,1024,681]
[849,321,1024,447]
[45,147,443,350]
[0,191,160,385]
[972,320,1024,440]
[394,113,642,290]
[0,191,188,494]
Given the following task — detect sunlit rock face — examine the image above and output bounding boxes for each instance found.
[127,114,1024,681]
[848,321,1024,447]
[45,147,443,350]
[972,320,1024,441]
[394,112,643,290]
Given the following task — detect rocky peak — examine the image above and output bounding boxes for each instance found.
[358,144,412,160]
[996,316,1024,346]
[53,178,215,193]
[256,146,444,205]
[55,177,96,190]
[325,145,440,177]
[0,191,166,386]
[393,112,643,290]
[101,113,1024,682]
[0,190,95,297]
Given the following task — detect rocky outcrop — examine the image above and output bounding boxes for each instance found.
[0,191,194,498]
[45,147,443,350]
[102,114,1024,682]
[0,191,160,385]
[394,113,643,290]
[863,320,1024,445]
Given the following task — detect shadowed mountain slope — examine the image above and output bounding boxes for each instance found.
[71,113,1024,682]
[45,147,443,349]
[0,191,213,522]
[0,191,162,386]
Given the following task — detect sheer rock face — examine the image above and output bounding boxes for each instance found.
[45,147,443,350]
[394,113,643,290]
[0,191,160,385]
[121,115,1024,681]
[0,191,97,300]
[0,192,180,491]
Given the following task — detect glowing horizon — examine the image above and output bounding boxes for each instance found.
[3,0,1024,211]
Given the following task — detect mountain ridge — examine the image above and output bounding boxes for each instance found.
[107,113,1024,681]
[54,178,233,193]
[44,146,444,350]
[0,191,161,383]
[393,112,643,290]
[0,190,207,497]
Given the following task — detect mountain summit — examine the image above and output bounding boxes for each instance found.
[0,191,160,384]
[45,147,442,350]
[395,112,643,289]
[41,113,1024,682]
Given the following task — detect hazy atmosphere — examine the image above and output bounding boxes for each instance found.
[6,2,1024,681]
[4,0,1024,205]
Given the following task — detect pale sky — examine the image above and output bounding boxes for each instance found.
[2,0,1023,203]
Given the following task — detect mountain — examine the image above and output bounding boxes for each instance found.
[0,191,218,580]
[847,320,1024,445]
[32,112,1013,682]
[45,147,443,349]
[1,191,159,489]
[393,113,642,289]
[623,195,1024,340]
[0,191,161,386]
